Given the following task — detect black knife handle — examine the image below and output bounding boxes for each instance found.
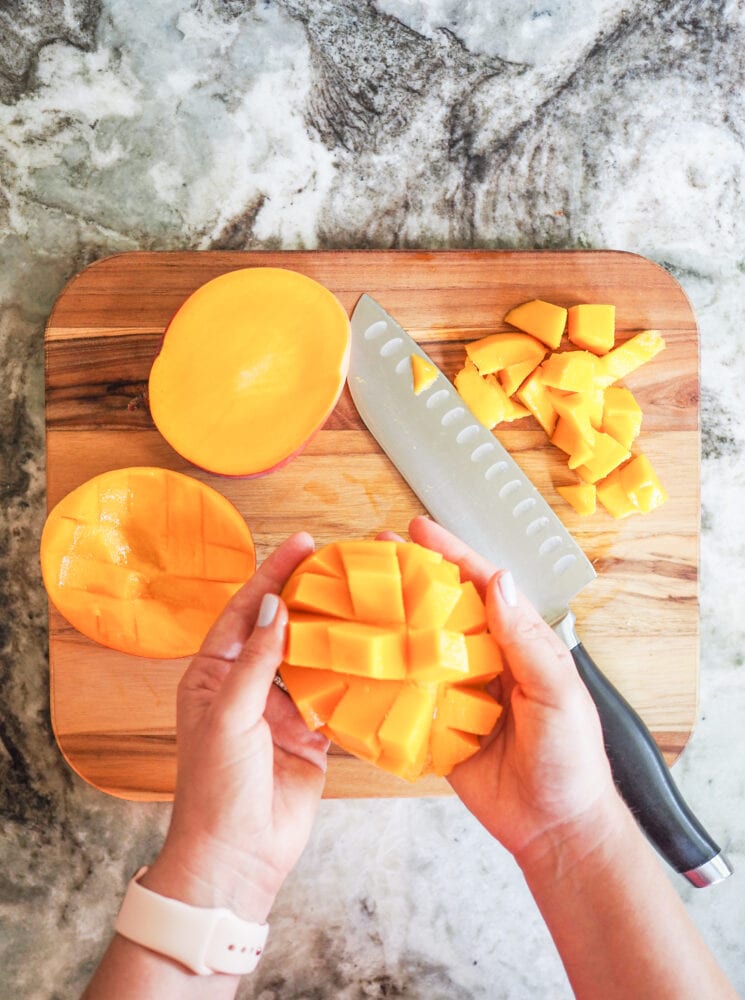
[569,637,731,886]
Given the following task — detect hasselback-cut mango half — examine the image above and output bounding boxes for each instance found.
[148,268,350,477]
[279,540,504,781]
[40,467,256,658]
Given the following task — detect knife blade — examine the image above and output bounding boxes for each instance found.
[348,293,732,888]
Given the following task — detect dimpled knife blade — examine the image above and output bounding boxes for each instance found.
[347,294,596,625]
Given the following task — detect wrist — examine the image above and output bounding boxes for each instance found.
[141,846,278,924]
[516,790,634,888]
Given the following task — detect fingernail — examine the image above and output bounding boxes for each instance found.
[257,593,280,628]
[498,571,518,608]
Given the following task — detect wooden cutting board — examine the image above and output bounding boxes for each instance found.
[44,250,699,800]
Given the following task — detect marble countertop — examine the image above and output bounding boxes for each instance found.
[2,2,744,997]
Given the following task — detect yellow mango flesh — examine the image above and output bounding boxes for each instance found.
[597,330,666,386]
[540,350,600,393]
[498,358,537,396]
[454,361,529,428]
[504,299,567,350]
[455,302,666,521]
[39,467,255,659]
[280,541,504,781]
[619,454,668,513]
[567,304,615,355]
[516,369,558,437]
[466,332,547,375]
[411,353,438,395]
[556,483,597,516]
[602,386,643,451]
[596,468,640,519]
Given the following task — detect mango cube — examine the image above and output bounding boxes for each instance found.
[444,580,487,635]
[540,350,600,393]
[504,299,567,350]
[596,468,640,519]
[404,561,464,629]
[411,353,438,395]
[326,678,403,761]
[466,332,547,375]
[455,361,529,428]
[498,358,538,396]
[438,686,503,735]
[327,622,407,679]
[285,617,332,669]
[464,632,503,682]
[429,726,480,776]
[602,386,643,450]
[551,418,596,470]
[556,483,597,517]
[378,685,437,763]
[567,304,615,355]
[575,431,630,484]
[597,330,666,386]
[620,453,667,513]
[516,368,558,437]
[283,572,354,619]
[279,664,347,729]
[296,543,345,579]
[407,628,469,681]
[341,543,405,624]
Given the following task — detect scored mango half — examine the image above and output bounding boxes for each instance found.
[279,540,503,781]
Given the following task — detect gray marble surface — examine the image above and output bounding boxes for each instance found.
[1,2,744,997]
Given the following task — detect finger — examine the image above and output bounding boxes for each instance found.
[485,570,580,708]
[265,685,330,773]
[198,531,314,662]
[408,516,495,592]
[214,593,289,729]
[376,530,406,542]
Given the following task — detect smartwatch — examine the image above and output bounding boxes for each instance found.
[114,867,269,976]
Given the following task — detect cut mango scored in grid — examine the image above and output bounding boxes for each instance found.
[279,541,503,782]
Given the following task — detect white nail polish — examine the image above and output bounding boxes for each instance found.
[499,571,518,608]
[257,593,280,628]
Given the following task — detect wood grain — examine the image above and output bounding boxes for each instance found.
[44,250,700,800]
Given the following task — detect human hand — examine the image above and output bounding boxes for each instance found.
[407,516,624,872]
[141,532,329,924]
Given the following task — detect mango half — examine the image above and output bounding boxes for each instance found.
[279,540,503,781]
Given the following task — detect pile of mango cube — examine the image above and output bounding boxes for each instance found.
[454,300,667,518]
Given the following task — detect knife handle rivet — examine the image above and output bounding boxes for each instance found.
[364,320,388,340]
[441,406,465,426]
[380,337,404,357]
[456,425,480,445]
[470,442,495,462]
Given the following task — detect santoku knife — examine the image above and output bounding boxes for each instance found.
[348,293,732,888]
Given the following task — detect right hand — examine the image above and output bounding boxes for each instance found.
[408,516,625,871]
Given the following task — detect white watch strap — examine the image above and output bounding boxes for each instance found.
[114,867,269,976]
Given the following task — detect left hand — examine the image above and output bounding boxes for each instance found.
[141,532,329,923]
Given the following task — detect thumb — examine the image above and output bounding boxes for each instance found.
[214,592,288,730]
[486,571,581,709]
